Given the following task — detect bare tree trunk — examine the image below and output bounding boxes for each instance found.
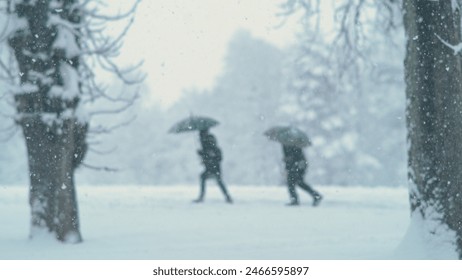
[403,0,462,257]
[8,0,87,243]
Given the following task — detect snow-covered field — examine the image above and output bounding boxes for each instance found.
[0,185,410,260]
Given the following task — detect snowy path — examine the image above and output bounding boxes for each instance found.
[0,185,409,259]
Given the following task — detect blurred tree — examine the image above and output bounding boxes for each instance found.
[282,1,406,186]
[0,0,141,243]
[282,36,364,185]
[166,31,289,185]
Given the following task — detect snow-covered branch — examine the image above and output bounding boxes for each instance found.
[435,33,462,55]
[0,0,144,174]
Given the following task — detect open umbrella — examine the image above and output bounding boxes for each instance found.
[169,115,219,133]
[264,126,311,148]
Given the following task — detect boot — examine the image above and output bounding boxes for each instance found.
[286,200,300,206]
[312,195,322,207]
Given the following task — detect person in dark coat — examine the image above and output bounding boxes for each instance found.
[193,129,232,203]
[282,145,322,206]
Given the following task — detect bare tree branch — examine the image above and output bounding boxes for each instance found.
[81,162,118,172]
[82,0,141,21]
[88,114,137,135]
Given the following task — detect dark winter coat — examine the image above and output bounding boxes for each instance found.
[282,145,307,178]
[198,133,222,173]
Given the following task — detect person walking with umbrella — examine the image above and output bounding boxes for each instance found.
[265,126,322,206]
[169,116,232,204]
[282,144,322,206]
[195,129,232,203]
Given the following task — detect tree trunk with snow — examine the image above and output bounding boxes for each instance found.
[403,0,462,258]
[8,0,87,243]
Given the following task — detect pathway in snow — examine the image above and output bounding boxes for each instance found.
[0,185,409,259]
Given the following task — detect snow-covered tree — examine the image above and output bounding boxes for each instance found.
[402,0,462,258]
[282,35,364,185]
[284,0,462,258]
[0,0,140,243]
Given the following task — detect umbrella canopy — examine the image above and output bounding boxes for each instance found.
[169,116,219,133]
[264,126,311,148]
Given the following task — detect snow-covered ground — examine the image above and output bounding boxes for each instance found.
[0,185,410,260]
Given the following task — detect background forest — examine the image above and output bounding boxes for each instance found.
[0,29,407,188]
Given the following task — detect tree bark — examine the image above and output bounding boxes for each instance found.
[8,0,87,243]
[403,0,462,257]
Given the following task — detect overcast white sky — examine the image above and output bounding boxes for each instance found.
[114,0,301,108]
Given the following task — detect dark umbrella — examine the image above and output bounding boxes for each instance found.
[169,116,219,133]
[264,126,311,148]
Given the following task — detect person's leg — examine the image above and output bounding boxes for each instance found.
[193,171,207,202]
[215,171,232,203]
[286,172,299,205]
[298,179,322,206]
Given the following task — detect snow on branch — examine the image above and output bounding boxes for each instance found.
[1,0,144,95]
[0,59,14,80]
[0,0,145,164]
[435,33,462,55]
